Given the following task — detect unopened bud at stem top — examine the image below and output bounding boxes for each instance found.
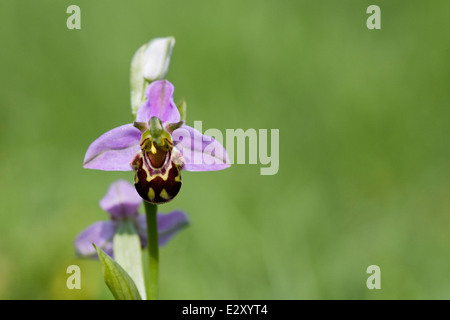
[130,37,175,117]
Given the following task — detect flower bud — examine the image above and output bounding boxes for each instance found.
[130,37,175,116]
[142,37,175,81]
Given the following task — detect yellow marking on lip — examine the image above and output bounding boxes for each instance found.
[148,187,155,200]
[141,152,174,182]
[174,174,181,182]
[160,189,170,200]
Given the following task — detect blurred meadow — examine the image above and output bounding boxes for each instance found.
[0,0,449,299]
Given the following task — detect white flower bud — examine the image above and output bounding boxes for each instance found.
[130,37,175,116]
[142,37,175,81]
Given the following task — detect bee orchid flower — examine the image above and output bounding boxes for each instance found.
[83,80,230,204]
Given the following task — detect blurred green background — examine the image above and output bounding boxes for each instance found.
[0,0,449,299]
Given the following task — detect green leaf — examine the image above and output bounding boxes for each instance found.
[113,221,147,300]
[93,244,142,300]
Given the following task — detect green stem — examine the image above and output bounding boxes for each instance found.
[144,201,159,300]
